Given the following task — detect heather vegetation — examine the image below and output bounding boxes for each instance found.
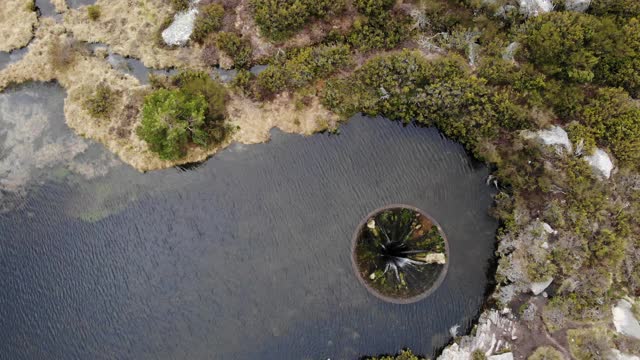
[84,84,117,120]
[250,0,346,41]
[256,44,351,98]
[215,32,252,68]
[192,3,224,43]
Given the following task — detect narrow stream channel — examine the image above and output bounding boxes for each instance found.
[0,83,498,359]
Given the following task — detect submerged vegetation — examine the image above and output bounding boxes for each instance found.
[353,206,447,303]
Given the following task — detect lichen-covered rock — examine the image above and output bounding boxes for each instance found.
[519,0,553,17]
[584,148,614,179]
[438,310,515,359]
[530,278,553,295]
[523,126,572,153]
[565,0,590,12]
[612,299,640,340]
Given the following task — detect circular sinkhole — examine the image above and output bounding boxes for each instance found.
[352,204,450,304]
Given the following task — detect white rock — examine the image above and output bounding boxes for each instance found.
[520,0,553,16]
[450,324,460,338]
[438,310,515,360]
[541,242,549,249]
[367,219,376,229]
[502,42,520,62]
[489,353,514,360]
[565,0,590,12]
[541,222,557,235]
[537,126,572,153]
[610,349,640,360]
[161,3,200,46]
[612,299,640,339]
[423,253,447,264]
[584,148,614,179]
[530,278,553,295]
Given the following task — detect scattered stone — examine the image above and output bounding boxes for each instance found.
[519,0,553,16]
[612,299,640,339]
[422,253,446,264]
[369,272,376,280]
[450,324,460,338]
[530,278,553,295]
[541,222,557,235]
[438,310,515,359]
[565,0,590,12]
[584,148,614,179]
[610,349,640,360]
[541,242,549,249]
[161,5,199,46]
[367,219,376,229]
[542,292,548,298]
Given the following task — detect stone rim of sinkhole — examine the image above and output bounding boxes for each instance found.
[351,204,450,304]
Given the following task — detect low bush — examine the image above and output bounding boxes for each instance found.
[567,328,613,360]
[49,38,79,71]
[365,349,425,360]
[87,5,101,21]
[84,84,117,119]
[216,32,252,68]
[250,0,345,41]
[256,44,351,97]
[192,3,225,43]
[231,69,253,94]
[577,87,640,169]
[322,51,530,153]
[527,346,564,360]
[137,71,229,160]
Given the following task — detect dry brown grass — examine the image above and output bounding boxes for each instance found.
[0,0,38,52]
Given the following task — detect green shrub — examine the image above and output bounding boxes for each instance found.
[346,13,412,51]
[84,84,117,119]
[251,0,345,41]
[322,51,530,152]
[170,0,189,11]
[567,328,613,360]
[216,32,252,68]
[137,88,208,160]
[353,0,395,17]
[25,0,36,12]
[588,0,640,18]
[519,12,601,83]
[256,44,351,97]
[471,350,487,360]
[231,69,253,94]
[49,38,78,71]
[192,3,225,43]
[137,71,229,160]
[87,5,101,21]
[365,349,425,360]
[578,87,640,168]
[592,18,640,97]
[172,71,227,124]
[527,346,564,360]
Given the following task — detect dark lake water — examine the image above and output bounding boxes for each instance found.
[0,83,498,359]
